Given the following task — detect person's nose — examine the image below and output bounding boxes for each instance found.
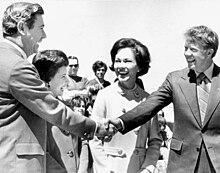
[184,48,192,57]
[117,62,127,68]
[99,70,105,74]
[42,30,47,39]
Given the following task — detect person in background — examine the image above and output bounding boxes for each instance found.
[0,2,112,172]
[157,110,172,151]
[66,56,89,95]
[110,25,220,173]
[62,56,91,103]
[32,50,81,173]
[90,38,162,173]
[69,96,94,173]
[154,110,173,173]
[87,60,111,103]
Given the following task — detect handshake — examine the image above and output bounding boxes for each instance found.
[95,118,123,142]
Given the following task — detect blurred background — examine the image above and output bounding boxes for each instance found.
[1,0,220,122]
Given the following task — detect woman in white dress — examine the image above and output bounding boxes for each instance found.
[90,38,162,173]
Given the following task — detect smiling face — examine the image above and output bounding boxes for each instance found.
[73,100,86,115]
[23,14,46,57]
[184,39,213,73]
[49,66,68,97]
[95,67,106,80]
[114,48,139,89]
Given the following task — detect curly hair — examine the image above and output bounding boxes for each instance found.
[92,60,108,73]
[2,2,44,37]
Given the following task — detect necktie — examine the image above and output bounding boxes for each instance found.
[197,73,210,124]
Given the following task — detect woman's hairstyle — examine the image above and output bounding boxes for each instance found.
[184,25,219,58]
[92,60,108,73]
[68,95,90,117]
[32,50,69,83]
[110,38,151,77]
[2,2,44,37]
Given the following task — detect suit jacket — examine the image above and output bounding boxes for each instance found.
[119,65,220,172]
[0,42,96,173]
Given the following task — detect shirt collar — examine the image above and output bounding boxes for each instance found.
[195,63,214,81]
[3,39,27,59]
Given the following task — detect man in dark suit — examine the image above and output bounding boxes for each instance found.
[110,25,220,173]
[0,2,112,173]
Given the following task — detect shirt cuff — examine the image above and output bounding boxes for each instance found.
[118,118,125,131]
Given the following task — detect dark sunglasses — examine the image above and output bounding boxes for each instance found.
[69,64,79,68]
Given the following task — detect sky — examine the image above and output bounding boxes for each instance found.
[1,0,220,122]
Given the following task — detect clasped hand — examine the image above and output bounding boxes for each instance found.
[95,119,118,142]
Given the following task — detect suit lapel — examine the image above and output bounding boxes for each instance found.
[180,69,202,126]
[203,64,220,126]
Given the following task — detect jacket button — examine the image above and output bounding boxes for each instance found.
[118,150,123,155]
[62,130,70,135]
[67,150,74,157]
[196,147,200,152]
[134,149,139,155]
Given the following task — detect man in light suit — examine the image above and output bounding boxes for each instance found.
[0,2,113,173]
[110,25,220,173]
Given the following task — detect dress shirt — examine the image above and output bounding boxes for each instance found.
[195,63,213,95]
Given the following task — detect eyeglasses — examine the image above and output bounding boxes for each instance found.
[69,64,79,68]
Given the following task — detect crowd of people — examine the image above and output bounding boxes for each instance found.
[1,2,220,173]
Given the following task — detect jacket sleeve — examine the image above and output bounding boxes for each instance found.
[140,115,162,169]
[9,59,96,140]
[119,73,173,134]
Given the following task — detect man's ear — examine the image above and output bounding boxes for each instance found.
[207,48,214,57]
[17,21,26,35]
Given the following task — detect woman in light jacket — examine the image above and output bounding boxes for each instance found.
[90,38,162,173]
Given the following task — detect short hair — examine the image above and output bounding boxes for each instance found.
[110,38,151,77]
[68,56,79,64]
[32,50,69,83]
[2,2,44,37]
[92,60,108,73]
[184,25,219,57]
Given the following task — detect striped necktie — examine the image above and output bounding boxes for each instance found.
[197,73,210,124]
